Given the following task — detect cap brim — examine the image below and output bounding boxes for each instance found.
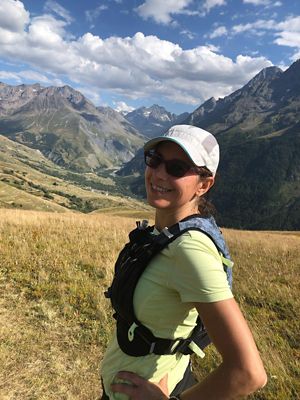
[144,136,197,165]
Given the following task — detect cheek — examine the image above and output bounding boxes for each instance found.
[145,167,152,191]
[179,176,201,195]
[145,166,151,182]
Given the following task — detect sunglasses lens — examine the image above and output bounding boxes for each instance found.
[145,151,162,168]
[165,160,190,178]
[144,151,192,178]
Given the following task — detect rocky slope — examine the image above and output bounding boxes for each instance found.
[0,83,144,171]
[125,104,189,137]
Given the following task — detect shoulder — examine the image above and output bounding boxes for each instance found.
[168,230,222,263]
[167,230,232,302]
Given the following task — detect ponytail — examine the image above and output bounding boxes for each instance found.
[197,167,216,217]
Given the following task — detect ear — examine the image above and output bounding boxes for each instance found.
[196,177,215,197]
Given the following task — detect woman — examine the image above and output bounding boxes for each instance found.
[101,125,267,400]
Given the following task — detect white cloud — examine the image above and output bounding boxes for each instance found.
[44,0,73,23]
[209,26,228,39]
[180,29,196,39]
[206,44,220,52]
[18,70,63,85]
[0,69,63,85]
[136,0,194,24]
[113,101,135,114]
[0,0,29,33]
[85,5,108,25]
[277,16,300,34]
[232,19,276,34]
[0,0,286,108]
[275,31,300,48]
[243,0,282,6]
[203,0,227,13]
[231,16,300,60]
[136,0,226,22]
[28,15,68,48]
[0,70,23,82]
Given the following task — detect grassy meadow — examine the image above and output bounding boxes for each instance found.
[0,209,299,399]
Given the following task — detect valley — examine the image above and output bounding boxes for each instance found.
[0,59,299,229]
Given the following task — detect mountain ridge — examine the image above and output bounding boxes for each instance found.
[119,60,300,230]
[186,66,284,137]
[125,104,189,137]
[0,59,299,229]
[0,82,145,171]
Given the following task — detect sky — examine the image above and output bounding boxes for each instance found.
[0,0,299,114]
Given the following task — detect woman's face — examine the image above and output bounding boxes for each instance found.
[145,141,212,214]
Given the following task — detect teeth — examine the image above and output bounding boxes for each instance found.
[151,183,172,193]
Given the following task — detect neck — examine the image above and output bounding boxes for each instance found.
[154,204,199,231]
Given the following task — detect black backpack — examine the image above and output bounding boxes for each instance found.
[105,214,233,357]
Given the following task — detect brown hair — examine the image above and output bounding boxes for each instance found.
[197,167,216,216]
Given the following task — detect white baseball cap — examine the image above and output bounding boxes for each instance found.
[144,124,219,175]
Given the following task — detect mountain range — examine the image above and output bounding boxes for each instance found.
[119,60,300,230]
[124,104,189,137]
[0,59,299,229]
[187,60,300,229]
[0,83,144,171]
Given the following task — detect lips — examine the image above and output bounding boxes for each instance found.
[151,183,173,193]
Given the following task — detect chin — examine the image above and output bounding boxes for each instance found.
[146,194,171,210]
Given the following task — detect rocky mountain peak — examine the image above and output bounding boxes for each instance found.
[241,66,282,95]
[54,85,87,105]
[131,104,173,121]
[0,82,144,170]
[189,97,217,123]
[272,58,300,98]
[125,104,185,137]
[185,59,300,133]
[0,82,92,115]
[35,85,91,110]
[0,82,44,114]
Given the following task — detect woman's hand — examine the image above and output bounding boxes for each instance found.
[111,371,169,400]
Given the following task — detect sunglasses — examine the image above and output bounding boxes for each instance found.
[144,150,201,178]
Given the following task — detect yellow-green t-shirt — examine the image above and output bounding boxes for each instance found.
[101,230,233,399]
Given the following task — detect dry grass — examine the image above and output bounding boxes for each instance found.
[194,229,300,399]
[0,209,299,399]
[0,210,132,399]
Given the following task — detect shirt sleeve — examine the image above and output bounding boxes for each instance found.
[168,230,233,303]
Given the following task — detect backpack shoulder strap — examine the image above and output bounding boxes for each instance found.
[170,215,233,288]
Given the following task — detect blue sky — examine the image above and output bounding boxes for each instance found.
[0,0,299,114]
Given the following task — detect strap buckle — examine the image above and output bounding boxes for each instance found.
[173,338,193,355]
[148,338,181,355]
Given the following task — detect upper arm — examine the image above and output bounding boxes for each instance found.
[194,299,263,369]
[169,231,233,303]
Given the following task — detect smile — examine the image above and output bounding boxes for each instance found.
[151,183,173,193]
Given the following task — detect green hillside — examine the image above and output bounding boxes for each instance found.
[0,135,150,214]
[212,128,300,230]
[187,62,300,230]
